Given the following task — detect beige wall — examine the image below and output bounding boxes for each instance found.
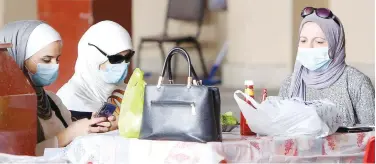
[329,0,375,80]
[224,0,294,89]
[223,0,375,89]
[0,0,37,28]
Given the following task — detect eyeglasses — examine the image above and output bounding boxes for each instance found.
[88,43,134,64]
[301,7,340,25]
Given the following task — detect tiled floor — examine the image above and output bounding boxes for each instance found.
[144,73,279,120]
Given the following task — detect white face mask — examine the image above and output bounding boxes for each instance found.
[296,47,332,71]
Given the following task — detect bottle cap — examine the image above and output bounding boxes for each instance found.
[244,80,254,86]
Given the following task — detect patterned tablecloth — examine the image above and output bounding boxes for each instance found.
[0,129,374,163]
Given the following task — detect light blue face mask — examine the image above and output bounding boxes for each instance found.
[29,63,59,87]
[100,62,129,84]
[296,47,332,71]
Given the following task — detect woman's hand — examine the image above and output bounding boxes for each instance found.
[95,114,118,131]
[56,117,109,147]
[108,115,118,131]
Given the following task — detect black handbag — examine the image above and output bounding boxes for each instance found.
[166,51,222,141]
[139,47,221,143]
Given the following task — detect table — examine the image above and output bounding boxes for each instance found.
[0,129,373,163]
[222,130,374,163]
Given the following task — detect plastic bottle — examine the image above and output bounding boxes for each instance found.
[240,80,256,136]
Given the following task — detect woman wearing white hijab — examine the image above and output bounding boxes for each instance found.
[279,7,375,126]
[57,20,133,128]
[0,20,112,156]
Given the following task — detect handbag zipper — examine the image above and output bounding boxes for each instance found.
[151,101,196,115]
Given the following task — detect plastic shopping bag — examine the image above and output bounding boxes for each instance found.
[118,68,146,138]
[233,90,342,137]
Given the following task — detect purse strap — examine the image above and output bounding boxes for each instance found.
[157,47,193,88]
[166,51,202,85]
[47,96,68,128]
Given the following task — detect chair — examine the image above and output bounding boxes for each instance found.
[136,0,209,78]
[363,136,375,163]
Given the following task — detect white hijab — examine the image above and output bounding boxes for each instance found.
[26,23,62,60]
[57,20,132,112]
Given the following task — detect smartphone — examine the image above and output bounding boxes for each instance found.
[336,126,374,133]
[94,102,117,118]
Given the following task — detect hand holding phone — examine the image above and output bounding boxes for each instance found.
[94,102,117,118]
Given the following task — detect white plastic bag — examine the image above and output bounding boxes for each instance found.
[233,90,342,137]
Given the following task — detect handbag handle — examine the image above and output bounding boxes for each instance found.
[157,47,193,88]
[166,52,202,85]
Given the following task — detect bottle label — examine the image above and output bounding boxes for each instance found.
[244,88,254,96]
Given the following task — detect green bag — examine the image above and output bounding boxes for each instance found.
[118,68,146,138]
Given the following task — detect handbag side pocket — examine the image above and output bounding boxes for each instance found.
[141,101,205,142]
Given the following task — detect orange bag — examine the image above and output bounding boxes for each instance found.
[107,89,125,117]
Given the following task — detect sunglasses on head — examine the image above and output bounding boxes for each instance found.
[88,43,134,64]
[301,7,340,25]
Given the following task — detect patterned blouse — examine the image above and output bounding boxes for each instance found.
[279,66,375,126]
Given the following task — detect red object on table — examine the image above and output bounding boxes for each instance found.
[240,80,256,136]
[240,113,253,135]
[0,44,37,155]
[363,136,375,163]
[261,89,267,101]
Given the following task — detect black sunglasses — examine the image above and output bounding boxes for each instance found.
[88,43,134,64]
[301,7,340,25]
